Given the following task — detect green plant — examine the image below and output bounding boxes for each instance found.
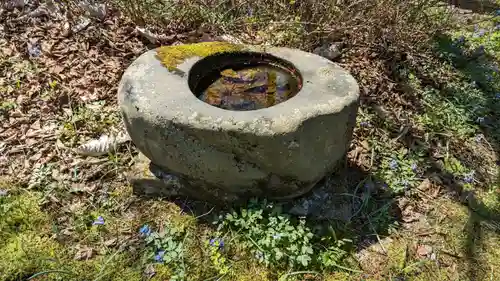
[0,191,48,241]
[443,156,475,188]
[205,237,231,275]
[59,102,122,146]
[49,79,58,89]
[417,86,480,139]
[216,201,315,269]
[143,224,187,281]
[0,101,16,114]
[214,199,354,272]
[376,149,424,193]
[28,164,53,190]
[465,21,500,59]
[318,231,350,271]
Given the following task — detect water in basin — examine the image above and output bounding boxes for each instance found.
[198,65,299,111]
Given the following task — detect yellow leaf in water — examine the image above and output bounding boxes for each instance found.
[205,88,221,105]
[268,70,277,93]
[220,69,239,78]
[239,68,260,81]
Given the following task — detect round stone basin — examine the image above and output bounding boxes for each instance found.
[118,42,360,205]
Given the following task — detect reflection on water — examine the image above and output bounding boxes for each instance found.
[199,65,299,111]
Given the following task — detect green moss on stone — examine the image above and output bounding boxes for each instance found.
[156,42,244,71]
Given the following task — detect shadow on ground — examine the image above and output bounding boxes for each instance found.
[133,158,402,269]
[445,0,500,14]
[434,33,500,280]
[363,30,500,280]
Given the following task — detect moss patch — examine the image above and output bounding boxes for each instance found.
[0,191,50,242]
[156,42,244,71]
[0,232,64,280]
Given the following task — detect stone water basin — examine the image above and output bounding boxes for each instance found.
[118,42,359,205]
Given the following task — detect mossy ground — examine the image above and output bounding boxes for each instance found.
[1,1,500,281]
[3,181,498,280]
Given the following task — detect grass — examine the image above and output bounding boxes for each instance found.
[1,0,500,280]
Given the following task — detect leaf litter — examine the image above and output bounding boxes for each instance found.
[0,1,146,185]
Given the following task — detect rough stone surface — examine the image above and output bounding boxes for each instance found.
[286,181,354,221]
[128,153,183,198]
[118,44,359,204]
[313,42,344,61]
[128,153,360,221]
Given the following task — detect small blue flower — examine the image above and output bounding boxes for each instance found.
[247,7,253,16]
[389,159,398,170]
[411,163,417,172]
[381,183,389,190]
[139,224,151,237]
[92,216,105,226]
[0,189,7,196]
[476,116,485,123]
[455,35,466,45]
[474,29,487,37]
[154,250,165,263]
[495,93,500,99]
[495,9,500,16]
[495,24,500,31]
[28,44,41,58]
[360,121,371,127]
[401,179,409,187]
[209,238,224,249]
[463,173,474,184]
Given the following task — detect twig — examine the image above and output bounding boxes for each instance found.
[195,206,215,219]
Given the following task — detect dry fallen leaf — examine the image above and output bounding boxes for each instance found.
[416,244,433,258]
[104,238,117,247]
[79,1,107,20]
[4,0,25,10]
[75,132,131,157]
[72,17,91,33]
[61,21,71,37]
[74,245,95,260]
[135,26,161,44]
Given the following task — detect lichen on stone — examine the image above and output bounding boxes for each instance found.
[155,42,244,71]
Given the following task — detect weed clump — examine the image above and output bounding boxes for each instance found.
[212,200,354,273]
